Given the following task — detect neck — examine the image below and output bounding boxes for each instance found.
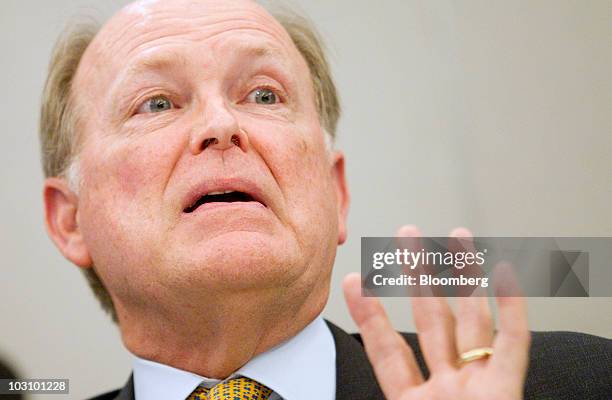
[115,283,328,378]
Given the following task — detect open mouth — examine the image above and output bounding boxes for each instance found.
[184,190,260,213]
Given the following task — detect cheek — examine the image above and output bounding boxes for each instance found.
[85,133,180,211]
[77,132,184,265]
[112,144,168,201]
[251,118,337,228]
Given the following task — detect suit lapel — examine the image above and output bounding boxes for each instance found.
[115,375,135,400]
[325,320,385,400]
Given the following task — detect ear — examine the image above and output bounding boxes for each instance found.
[43,177,93,268]
[330,151,350,245]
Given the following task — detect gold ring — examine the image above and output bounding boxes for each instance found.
[457,347,494,366]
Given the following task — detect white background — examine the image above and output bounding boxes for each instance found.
[1,0,611,398]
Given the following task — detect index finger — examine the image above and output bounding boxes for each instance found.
[343,273,424,399]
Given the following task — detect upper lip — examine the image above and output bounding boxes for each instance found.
[182,177,268,213]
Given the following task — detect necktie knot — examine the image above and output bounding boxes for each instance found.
[187,376,273,400]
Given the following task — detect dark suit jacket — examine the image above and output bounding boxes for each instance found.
[90,320,612,400]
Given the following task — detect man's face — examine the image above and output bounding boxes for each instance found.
[70,0,348,315]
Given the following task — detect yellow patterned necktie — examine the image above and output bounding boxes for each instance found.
[187,376,273,400]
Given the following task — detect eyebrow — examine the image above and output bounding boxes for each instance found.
[111,43,290,116]
[234,45,279,60]
[107,44,291,115]
[119,50,191,83]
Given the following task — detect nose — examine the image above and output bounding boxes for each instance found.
[189,99,248,154]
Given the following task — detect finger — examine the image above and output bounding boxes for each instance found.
[395,224,421,248]
[396,226,458,372]
[394,225,424,296]
[343,273,424,399]
[395,225,437,296]
[410,295,457,373]
[490,263,531,382]
[448,227,486,297]
[450,229,494,369]
[455,296,494,369]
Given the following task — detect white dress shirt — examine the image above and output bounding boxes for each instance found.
[131,316,336,400]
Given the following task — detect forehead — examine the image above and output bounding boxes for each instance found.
[75,0,298,91]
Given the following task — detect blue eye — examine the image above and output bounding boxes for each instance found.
[249,88,278,105]
[138,95,173,114]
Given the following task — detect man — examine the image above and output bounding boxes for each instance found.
[39,1,611,399]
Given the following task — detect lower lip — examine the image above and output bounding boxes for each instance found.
[185,201,267,214]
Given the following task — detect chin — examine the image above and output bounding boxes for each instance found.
[168,230,304,291]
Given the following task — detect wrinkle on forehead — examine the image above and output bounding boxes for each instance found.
[95,0,283,59]
[74,0,294,97]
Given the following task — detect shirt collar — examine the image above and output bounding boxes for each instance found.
[132,316,336,400]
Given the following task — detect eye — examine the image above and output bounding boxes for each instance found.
[137,95,174,114]
[247,88,279,105]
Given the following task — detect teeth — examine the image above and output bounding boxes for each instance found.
[206,190,236,196]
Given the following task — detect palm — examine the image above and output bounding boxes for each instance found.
[405,366,522,400]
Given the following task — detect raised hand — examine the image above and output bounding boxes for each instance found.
[343,226,530,400]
